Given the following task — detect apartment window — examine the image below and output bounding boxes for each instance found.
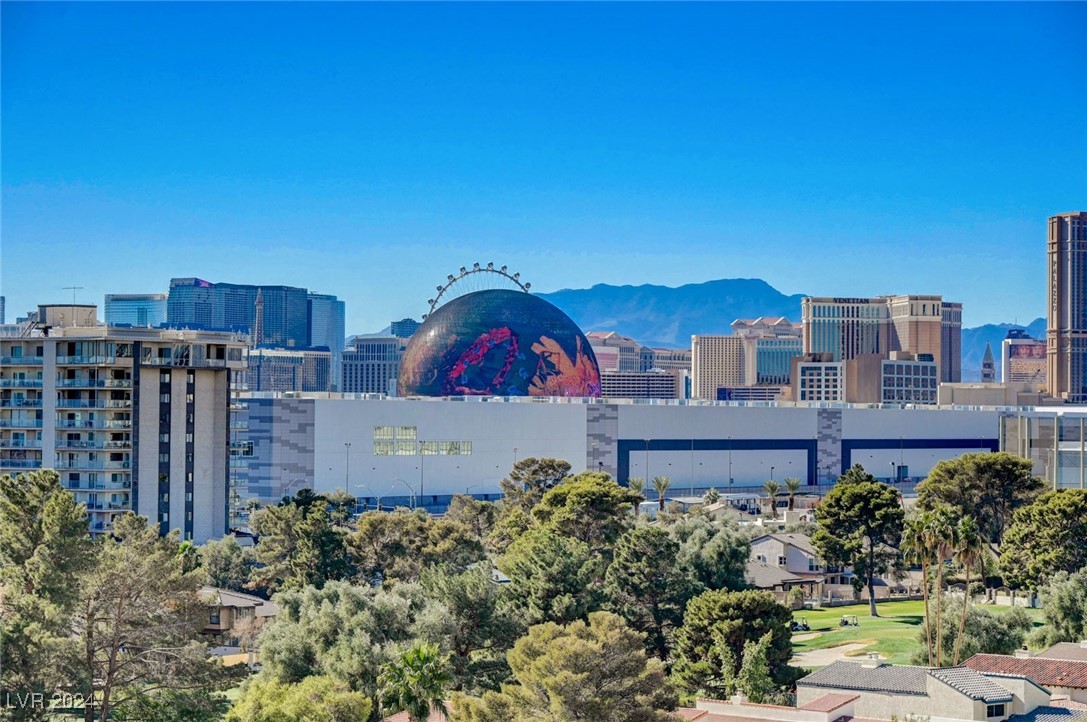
[160,393,171,403]
[777,556,787,567]
[160,372,170,384]
[808,558,818,572]
[209,613,221,625]
[986,704,1005,718]
[160,433,170,443]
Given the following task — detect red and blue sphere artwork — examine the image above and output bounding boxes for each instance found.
[398,290,601,397]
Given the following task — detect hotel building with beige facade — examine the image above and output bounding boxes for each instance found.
[1047,211,1087,404]
[0,305,246,542]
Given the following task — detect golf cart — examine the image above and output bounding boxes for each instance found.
[839,614,859,627]
[790,617,811,633]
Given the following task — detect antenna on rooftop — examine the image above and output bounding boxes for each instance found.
[62,286,85,304]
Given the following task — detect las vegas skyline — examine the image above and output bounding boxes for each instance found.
[2,2,1084,332]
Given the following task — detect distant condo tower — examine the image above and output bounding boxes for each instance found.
[1047,212,1087,403]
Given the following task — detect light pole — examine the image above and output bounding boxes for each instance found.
[392,478,416,509]
[283,477,308,499]
[891,461,897,483]
[355,482,382,513]
[770,465,775,482]
[466,483,480,496]
[343,442,352,493]
[513,446,519,466]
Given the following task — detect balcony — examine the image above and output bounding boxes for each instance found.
[54,460,131,471]
[0,439,43,449]
[58,440,131,450]
[0,357,43,365]
[55,356,118,365]
[0,398,43,408]
[0,379,43,388]
[56,378,133,388]
[66,481,131,492]
[55,418,132,430]
[0,459,44,469]
[0,419,44,428]
[55,399,131,409]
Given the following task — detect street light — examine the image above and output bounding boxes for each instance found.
[283,477,308,499]
[355,482,382,513]
[770,466,775,482]
[392,478,416,509]
[465,483,480,496]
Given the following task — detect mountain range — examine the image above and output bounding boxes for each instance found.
[534,278,1044,383]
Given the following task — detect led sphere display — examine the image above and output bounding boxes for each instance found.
[399,290,601,397]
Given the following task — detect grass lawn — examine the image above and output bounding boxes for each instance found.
[790,600,1045,667]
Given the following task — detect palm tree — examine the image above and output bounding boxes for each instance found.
[379,642,453,722]
[952,516,985,666]
[762,480,781,519]
[926,506,960,666]
[902,510,935,666]
[784,477,802,511]
[627,477,645,516]
[652,476,671,512]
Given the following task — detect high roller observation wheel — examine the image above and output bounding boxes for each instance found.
[424,262,531,319]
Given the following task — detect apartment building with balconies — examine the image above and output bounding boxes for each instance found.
[0,306,247,542]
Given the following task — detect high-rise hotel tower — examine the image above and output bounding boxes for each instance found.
[1048,212,1087,403]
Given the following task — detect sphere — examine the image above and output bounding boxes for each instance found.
[399,290,601,397]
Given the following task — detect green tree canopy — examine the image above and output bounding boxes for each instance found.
[379,642,454,722]
[0,470,91,722]
[450,612,675,722]
[495,527,603,627]
[672,589,796,695]
[445,495,499,544]
[259,581,438,695]
[198,535,257,593]
[604,527,696,660]
[499,457,572,513]
[911,597,1033,667]
[420,566,521,693]
[1030,566,1087,648]
[916,452,1042,544]
[812,465,904,616]
[225,676,372,722]
[72,513,234,722]
[667,513,751,593]
[1000,490,1087,590]
[248,501,353,592]
[532,472,639,557]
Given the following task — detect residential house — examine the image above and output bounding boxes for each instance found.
[199,586,279,646]
[749,533,837,600]
[745,561,817,604]
[964,654,1087,704]
[797,659,1056,721]
[1037,642,1087,663]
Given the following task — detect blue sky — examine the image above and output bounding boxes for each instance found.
[2,2,1084,333]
